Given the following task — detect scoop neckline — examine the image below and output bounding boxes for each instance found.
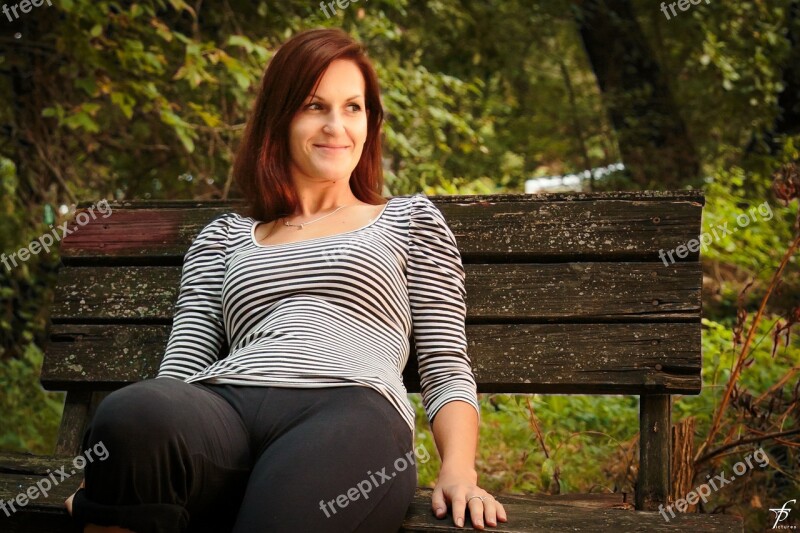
[250,198,393,249]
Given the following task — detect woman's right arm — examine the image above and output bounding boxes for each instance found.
[155,213,233,381]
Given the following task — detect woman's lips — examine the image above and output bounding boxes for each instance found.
[314,144,350,154]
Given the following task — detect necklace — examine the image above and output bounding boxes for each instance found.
[283,204,354,230]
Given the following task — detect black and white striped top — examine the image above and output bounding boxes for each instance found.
[156,193,480,435]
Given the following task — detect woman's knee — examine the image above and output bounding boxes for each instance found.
[86,379,193,449]
[91,381,173,444]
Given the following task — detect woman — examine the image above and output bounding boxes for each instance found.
[65,27,508,532]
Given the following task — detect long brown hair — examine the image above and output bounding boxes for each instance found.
[232,28,386,222]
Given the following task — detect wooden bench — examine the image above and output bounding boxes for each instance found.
[0,191,744,532]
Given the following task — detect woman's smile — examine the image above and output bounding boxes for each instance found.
[314,143,351,153]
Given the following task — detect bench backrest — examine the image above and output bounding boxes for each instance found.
[42,191,704,396]
[41,190,703,511]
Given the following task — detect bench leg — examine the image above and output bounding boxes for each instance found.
[55,390,110,457]
[636,394,671,511]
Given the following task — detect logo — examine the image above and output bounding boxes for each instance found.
[770,499,797,529]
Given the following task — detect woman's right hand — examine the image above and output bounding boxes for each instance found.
[65,478,85,516]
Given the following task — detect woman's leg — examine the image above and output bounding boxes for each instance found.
[229,386,417,532]
[70,378,253,533]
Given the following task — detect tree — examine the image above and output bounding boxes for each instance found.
[574,0,701,188]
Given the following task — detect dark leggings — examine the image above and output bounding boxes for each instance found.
[69,378,417,533]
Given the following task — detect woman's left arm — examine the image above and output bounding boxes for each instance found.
[407,194,507,529]
[430,401,507,530]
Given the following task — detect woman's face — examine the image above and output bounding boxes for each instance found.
[288,59,368,184]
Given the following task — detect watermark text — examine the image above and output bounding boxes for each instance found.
[0,441,109,518]
[1,199,113,272]
[659,447,768,522]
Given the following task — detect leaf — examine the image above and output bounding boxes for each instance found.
[150,18,174,42]
[63,111,100,133]
[110,91,136,119]
[227,35,254,53]
[41,106,60,118]
[74,77,97,96]
[167,0,197,18]
[188,103,221,127]
[159,109,197,153]
[175,128,195,153]
[82,103,101,115]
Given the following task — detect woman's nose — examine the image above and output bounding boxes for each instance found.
[323,111,345,134]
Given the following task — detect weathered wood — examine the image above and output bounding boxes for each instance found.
[52,391,112,458]
[76,190,704,209]
[637,394,672,510]
[53,391,92,458]
[0,464,742,532]
[50,262,700,322]
[0,467,84,533]
[402,487,742,532]
[0,452,90,475]
[41,323,701,393]
[59,195,704,262]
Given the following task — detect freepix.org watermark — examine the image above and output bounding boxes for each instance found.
[319,0,366,19]
[660,0,711,21]
[0,441,109,518]
[659,447,769,522]
[318,442,430,518]
[2,0,52,22]
[1,199,113,272]
[658,200,773,266]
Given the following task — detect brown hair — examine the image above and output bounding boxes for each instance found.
[232,28,386,222]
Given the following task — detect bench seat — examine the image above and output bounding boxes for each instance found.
[0,452,744,532]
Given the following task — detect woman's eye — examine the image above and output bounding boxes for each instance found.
[304,102,361,112]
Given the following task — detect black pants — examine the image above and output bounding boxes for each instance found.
[70,378,417,533]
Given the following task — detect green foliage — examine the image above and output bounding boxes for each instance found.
[0,158,60,361]
[0,158,65,454]
[0,343,64,454]
[702,165,797,277]
[676,316,799,434]
[638,0,794,160]
[412,393,639,494]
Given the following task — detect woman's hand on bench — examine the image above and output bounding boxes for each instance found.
[432,465,507,529]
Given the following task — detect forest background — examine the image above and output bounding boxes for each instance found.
[0,1,798,531]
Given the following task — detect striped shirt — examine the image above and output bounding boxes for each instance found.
[156,193,480,435]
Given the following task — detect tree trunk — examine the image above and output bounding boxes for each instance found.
[574,0,700,189]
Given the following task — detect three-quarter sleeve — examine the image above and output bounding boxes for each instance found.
[407,193,481,426]
[156,213,233,381]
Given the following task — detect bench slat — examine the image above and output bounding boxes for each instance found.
[40,323,700,393]
[59,196,703,262]
[50,263,700,322]
[0,464,743,532]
